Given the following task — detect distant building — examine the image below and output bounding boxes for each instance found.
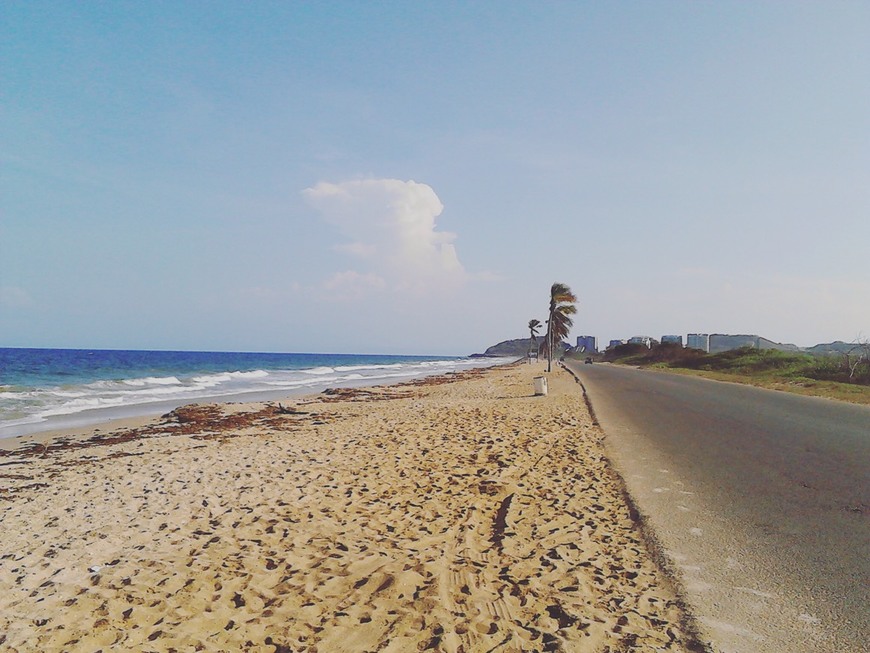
[576,335,598,353]
[661,335,683,346]
[628,336,656,348]
[608,339,626,349]
[687,333,710,352]
[708,334,799,353]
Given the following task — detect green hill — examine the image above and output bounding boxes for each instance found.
[472,337,569,358]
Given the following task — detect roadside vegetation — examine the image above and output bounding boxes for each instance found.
[598,343,870,405]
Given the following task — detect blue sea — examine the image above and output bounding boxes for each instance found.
[0,348,510,438]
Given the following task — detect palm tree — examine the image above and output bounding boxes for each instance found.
[528,319,542,362]
[542,282,577,372]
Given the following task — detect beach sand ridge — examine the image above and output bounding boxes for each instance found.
[1,363,696,652]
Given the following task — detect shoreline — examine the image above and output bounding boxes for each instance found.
[0,368,507,453]
[0,357,517,444]
[1,362,700,652]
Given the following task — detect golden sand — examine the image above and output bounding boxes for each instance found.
[1,363,693,652]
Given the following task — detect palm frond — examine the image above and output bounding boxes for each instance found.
[543,282,578,371]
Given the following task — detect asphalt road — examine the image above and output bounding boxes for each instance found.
[564,361,870,653]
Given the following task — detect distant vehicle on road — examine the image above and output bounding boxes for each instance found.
[584,357,593,364]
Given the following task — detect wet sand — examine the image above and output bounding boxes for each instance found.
[1,362,697,652]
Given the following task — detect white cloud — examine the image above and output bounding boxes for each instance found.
[322,270,386,298]
[304,178,465,292]
[334,242,377,258]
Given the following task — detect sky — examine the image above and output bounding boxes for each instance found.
[2,2,868,355]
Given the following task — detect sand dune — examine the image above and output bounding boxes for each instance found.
[1,363,695,652]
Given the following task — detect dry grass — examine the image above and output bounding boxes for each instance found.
[659,367,870,405]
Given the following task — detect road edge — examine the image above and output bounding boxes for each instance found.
[560,362,715,653]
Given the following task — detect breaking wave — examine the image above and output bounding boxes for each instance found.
[0,352,513,437]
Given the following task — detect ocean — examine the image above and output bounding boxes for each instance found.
[0,348,511,439]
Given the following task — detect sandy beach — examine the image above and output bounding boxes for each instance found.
[1,362,698,652]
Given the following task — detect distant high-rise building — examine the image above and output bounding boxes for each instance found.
[687,333,710,352]
[576,335,597,353]
[661,335,683,346]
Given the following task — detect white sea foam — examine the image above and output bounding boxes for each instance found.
[303,367,336,375]
[0,356,514,438]
[122,376,183,387]
[192,374,232,386]
[39,396,127,417]
[333,363,404,372]
[46,389,88,398]
[223,370,269,379]
[1,390,35,399]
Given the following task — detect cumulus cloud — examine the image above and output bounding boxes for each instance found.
[304,179,465,292]
[323,270,386,297]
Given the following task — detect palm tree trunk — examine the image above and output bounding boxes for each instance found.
[547,315,553,372]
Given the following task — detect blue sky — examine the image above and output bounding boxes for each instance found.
[2,2,868,355]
